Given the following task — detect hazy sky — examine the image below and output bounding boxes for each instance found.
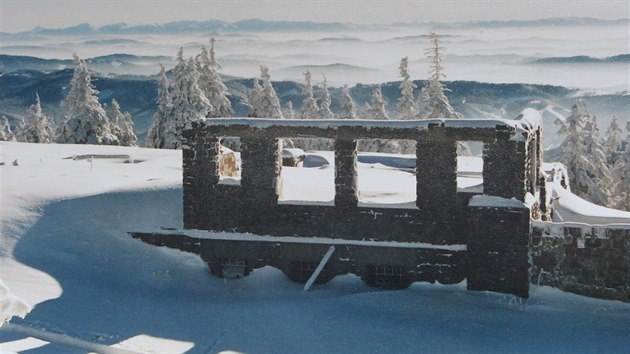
[1,0,628,32]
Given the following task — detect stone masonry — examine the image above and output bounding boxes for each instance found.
[137,116,544,297]
[531,222,630,302]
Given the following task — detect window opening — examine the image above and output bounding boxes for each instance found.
[356,138,417,208]
[277,137,335,205]
[457,141,484,193]
[217,137,241,186]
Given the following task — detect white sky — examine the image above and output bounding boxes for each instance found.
[1,0,628,33]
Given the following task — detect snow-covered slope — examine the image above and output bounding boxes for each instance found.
[1,142,629,353]
[551,181,630,224]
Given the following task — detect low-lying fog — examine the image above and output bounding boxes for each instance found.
[2,22,628,92]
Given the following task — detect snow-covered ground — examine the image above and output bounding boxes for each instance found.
[1,141,629,353]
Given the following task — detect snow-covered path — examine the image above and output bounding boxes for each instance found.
[1,142,629,353]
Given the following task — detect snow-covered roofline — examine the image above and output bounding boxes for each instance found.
[188,109,542,137]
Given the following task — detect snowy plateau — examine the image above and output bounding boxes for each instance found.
[1,141,630,354]
[0,17,630,354]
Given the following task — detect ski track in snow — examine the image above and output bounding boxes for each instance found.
[0,141,629,353]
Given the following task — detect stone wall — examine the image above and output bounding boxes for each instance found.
[530,221,630,302]
[181,119,541,245]
[130,232,467,288]
[174,118,543,297]
[468,197,532,298]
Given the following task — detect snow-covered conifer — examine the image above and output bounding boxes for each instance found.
[582,113,614,205]
[254,66,283,118]
[417,33,462,119]
[365,86,388,119]
[299,70,319,119]
[613,123,630,210]
[197,38,233,118]
[247,78,263,117]
[118,111,137,147]
[14,119,27,142]
[556,104,613,206]
[106,99,137,147]
[283,101,296,119]
[58,53,118,145]
[339,85,357,119]
[396,56,416,119]
[23,93,54,143]
[161,52,212,149]
[604,117,623,162]
[146,64,172,148]
[0,116,14,141]
[318,76,334,119]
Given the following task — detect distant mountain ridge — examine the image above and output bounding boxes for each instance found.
[1,17,627,37]
[532,54,630,64]
[0,19,352,37]
[1,64,628,146]
[0,54,170,76]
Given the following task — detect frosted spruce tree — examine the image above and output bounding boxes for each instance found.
[251,66,283,118]
[365,86,388,119]
[396,57,416,119]
[582,113,614,205]
[556,104,612,206]
[58,53,118,145]
[197,38,233,118]
[613,122,630,210]
[0,116,14,141]
[418,32,462,119]
[339,85,357,119]
[299,70,319,119]
[318,76,334,119]
[23,93,54,143]
[247,78,263,117]
[106,99,137,147]
[359,85,389,152]
[146,64,172,148]
[162,51,212,149]
[14,119,27,142]
[604,117,623,163]
[283,101,296,119]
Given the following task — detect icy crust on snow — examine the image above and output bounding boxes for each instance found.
[469,195,529,209]
[145,229,468,252]
[191,109,541,136]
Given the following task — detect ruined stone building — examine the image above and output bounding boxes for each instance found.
[133,109,629,301]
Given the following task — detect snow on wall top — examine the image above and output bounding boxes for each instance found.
[551,181,630,224]
[189,109,542,137]
[143,229,467,251]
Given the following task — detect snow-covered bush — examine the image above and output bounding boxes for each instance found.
[0,116,15,141]
[1,279,31,326]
